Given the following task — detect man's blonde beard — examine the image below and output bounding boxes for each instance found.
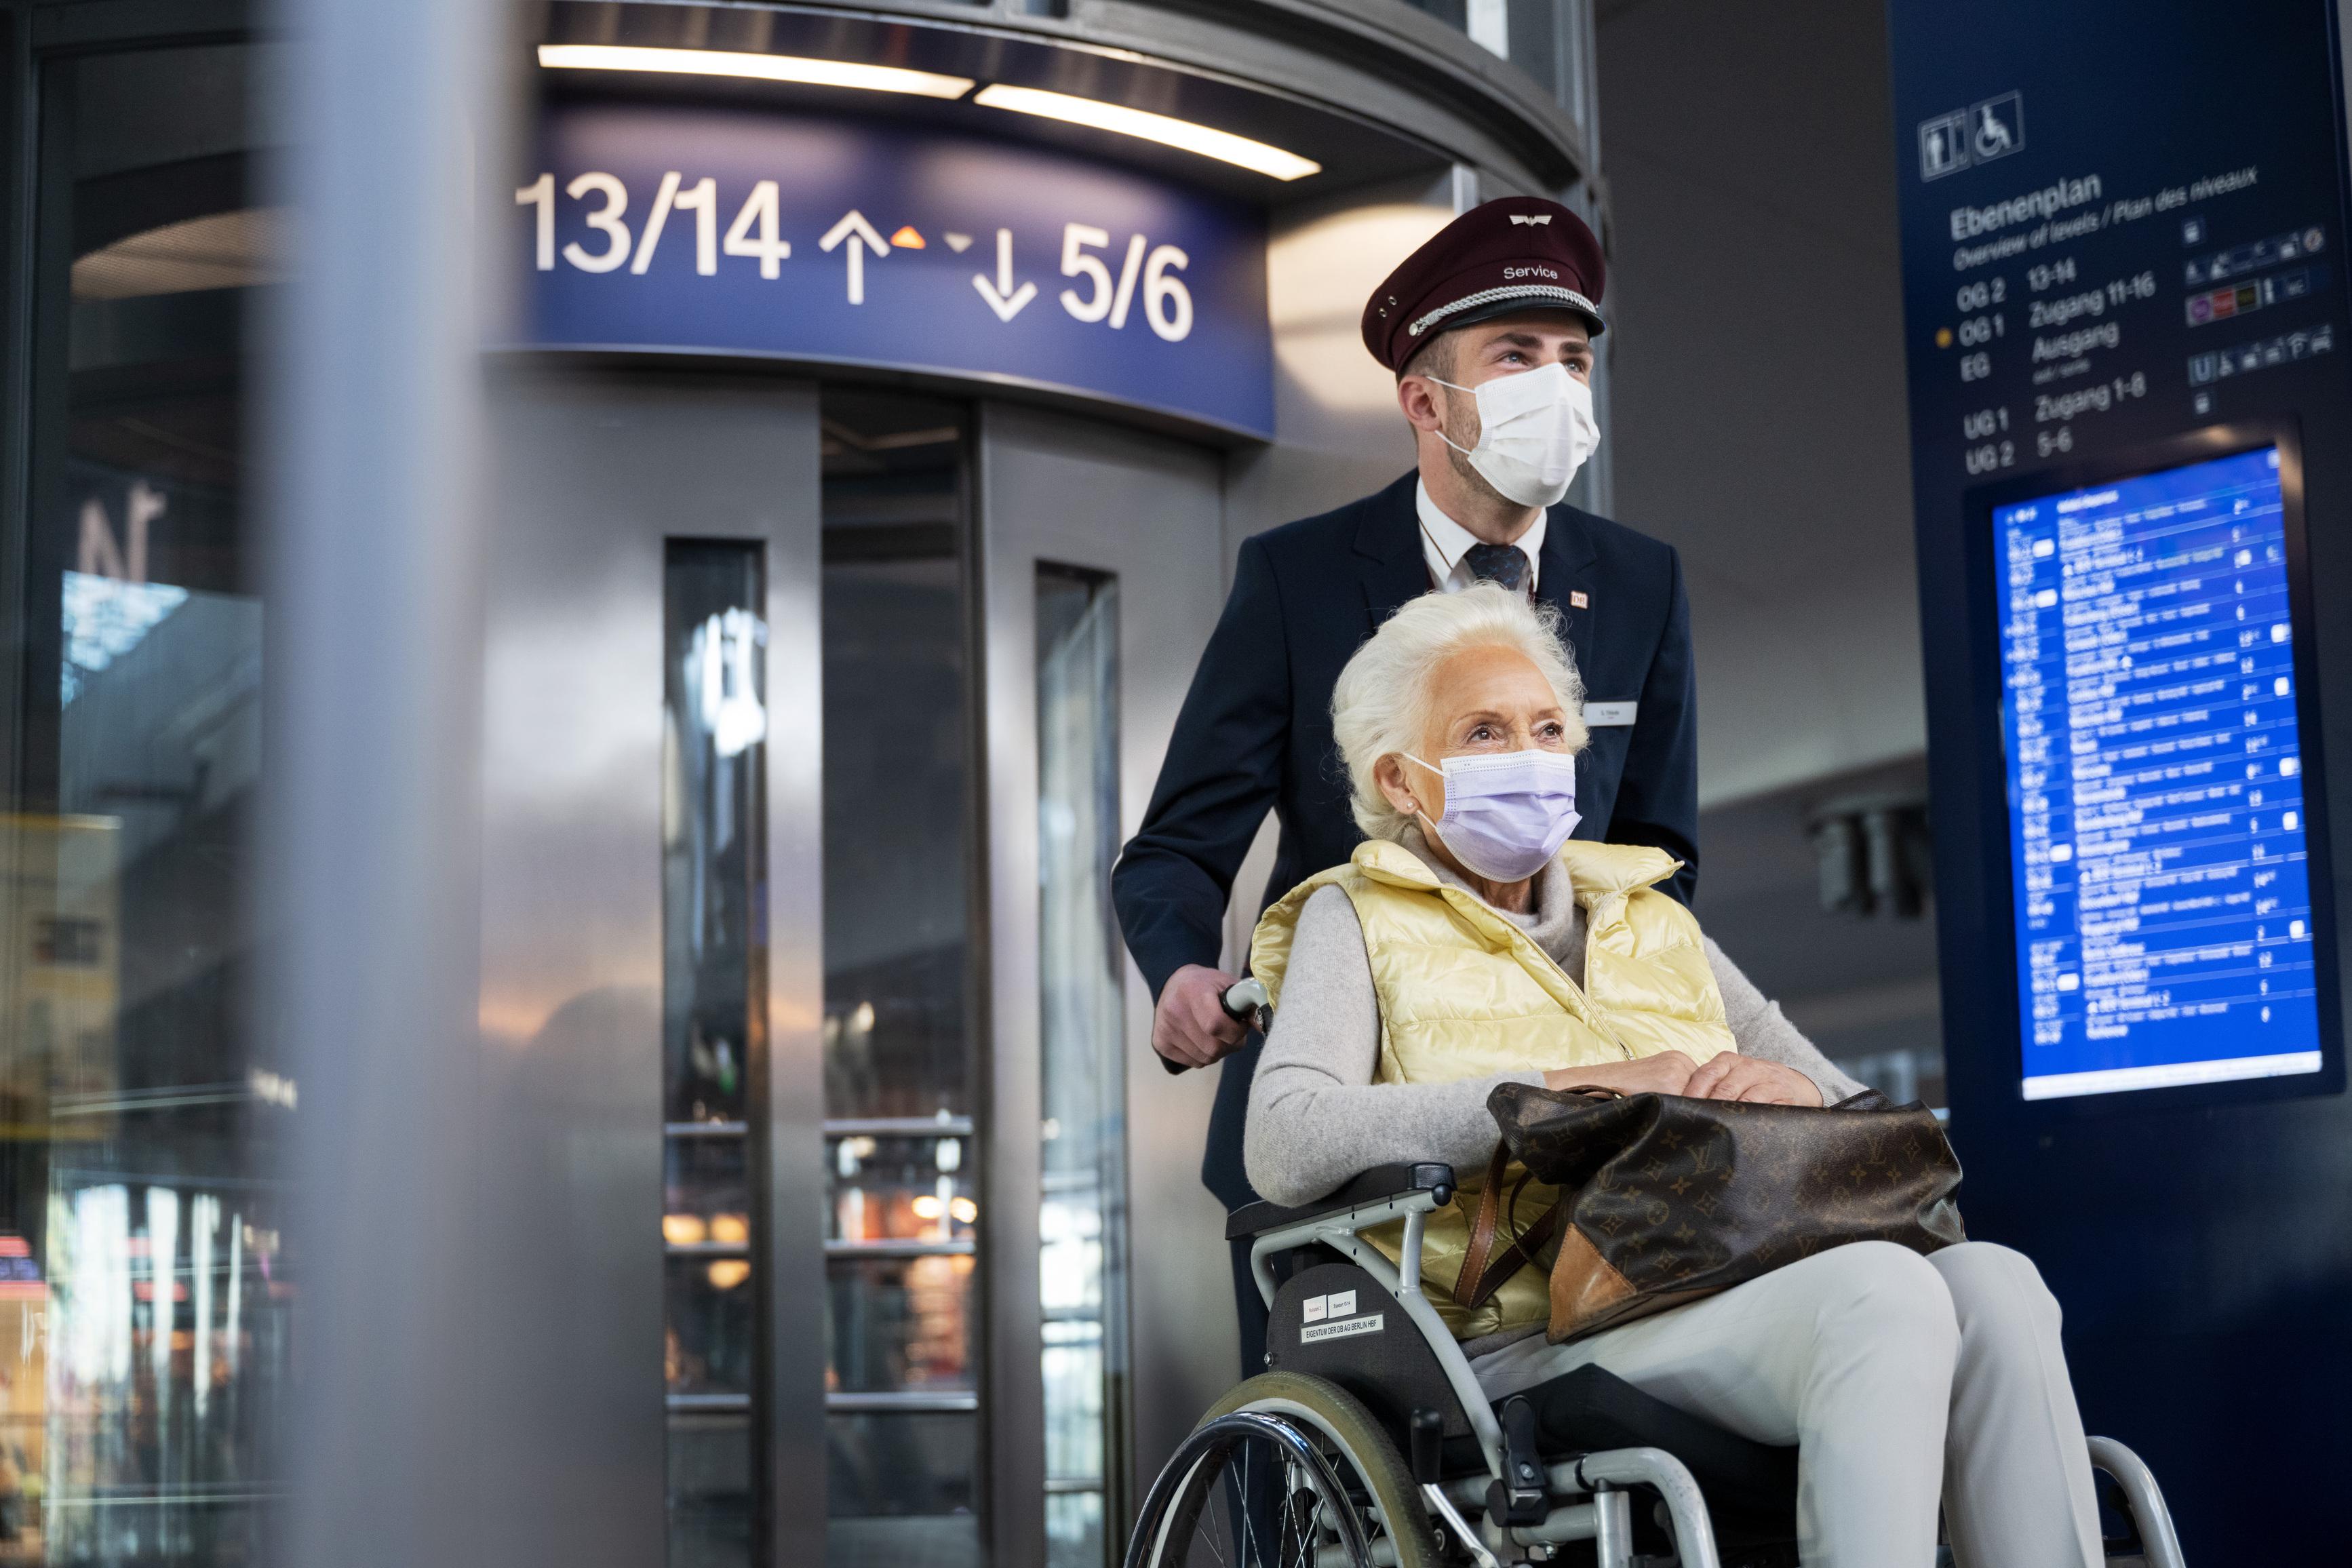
[1431,383,1509,509]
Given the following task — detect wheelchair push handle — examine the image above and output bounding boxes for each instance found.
[1220,977,1270,1025]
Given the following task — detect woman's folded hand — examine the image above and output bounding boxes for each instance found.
[1681,1051,1824,1106]
[1542,1049,1697,1098]
[1538,1050,1826,1105]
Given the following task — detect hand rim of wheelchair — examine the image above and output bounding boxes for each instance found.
[1190,1158,2190,1568]
[1120,1385,1414,1568]
[1122,1369,1722,1568]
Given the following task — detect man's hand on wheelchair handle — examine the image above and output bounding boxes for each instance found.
[1152,963,1249,1070]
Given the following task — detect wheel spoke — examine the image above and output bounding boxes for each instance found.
[1200,1483,1228,1568]
[1282,1491,1312,1568]
[1230,1444,1253,1568]
[1144,1392,1420,1568]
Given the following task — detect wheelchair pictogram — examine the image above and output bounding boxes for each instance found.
[1917,90,2024,181]
[1972,92,2024,161]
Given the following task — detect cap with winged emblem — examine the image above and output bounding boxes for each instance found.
[1359,195,1606,373]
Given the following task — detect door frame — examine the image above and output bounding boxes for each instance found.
[976,398,1236,1565]
[477,364,827,1568]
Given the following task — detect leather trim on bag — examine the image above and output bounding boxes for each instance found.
[1548,1222,1640,1339]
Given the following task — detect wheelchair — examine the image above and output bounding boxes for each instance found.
[1123,991,2188,1568]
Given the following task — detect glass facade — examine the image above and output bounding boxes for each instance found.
[0,39,289,1568]
[1034,567,1126,1568]
[818,393,980,1568]
[662,542,769,1568]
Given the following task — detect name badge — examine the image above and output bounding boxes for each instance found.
[1584,701,1639,728]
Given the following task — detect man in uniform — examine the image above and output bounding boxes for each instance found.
[1111,195,1700,1374]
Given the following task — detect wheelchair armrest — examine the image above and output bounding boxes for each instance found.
[1224,1162,1455,1241]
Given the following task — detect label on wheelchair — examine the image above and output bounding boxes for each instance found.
[1298,1288,1384,1343]
[1299,1313,1384,1344]
[1301,1289,1353,1321]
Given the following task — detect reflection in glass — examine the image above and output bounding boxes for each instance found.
[820,393,978,1567]
[3,42,290,1567]
[666,1255,758,1398]
[668,1414,754,1568]
[826,1135,974,1244]
[663,543,768,1568]
[827,1254,977,1394]
[821,394,972,1125]
[1036,567,1129,1567]
[827,1413,979,1516]
[666,1136,751,1233]
[666,551,768,1129]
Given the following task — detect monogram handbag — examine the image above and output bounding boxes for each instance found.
[1455,1082,1967,1344]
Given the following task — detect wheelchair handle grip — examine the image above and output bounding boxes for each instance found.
[1220,978,1270,1022]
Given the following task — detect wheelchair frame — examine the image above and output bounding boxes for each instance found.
[1236,1164,2188,1568]
[1245,1170,1722,1567]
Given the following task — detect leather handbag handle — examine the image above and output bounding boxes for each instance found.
[1455,1142,1510,1299]
[1457,1141,1562,1313]
[1455,1080,1629,1310]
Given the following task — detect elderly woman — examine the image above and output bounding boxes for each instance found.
[1244,584,2102,1568]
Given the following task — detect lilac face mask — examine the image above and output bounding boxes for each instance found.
[1404,748,1582,882]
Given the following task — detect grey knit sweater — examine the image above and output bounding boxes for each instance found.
[1243,828,1865,1209]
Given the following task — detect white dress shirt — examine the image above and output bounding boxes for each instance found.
[1415,478,1545,593]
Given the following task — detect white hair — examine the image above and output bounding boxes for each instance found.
[1331,583,1588,842]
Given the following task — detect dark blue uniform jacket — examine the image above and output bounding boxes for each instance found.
[1110,470,1700,1211]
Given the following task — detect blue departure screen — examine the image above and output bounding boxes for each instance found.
[1995,446,2324,1099]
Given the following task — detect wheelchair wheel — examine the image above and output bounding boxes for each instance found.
[1124,1371,1440,1568]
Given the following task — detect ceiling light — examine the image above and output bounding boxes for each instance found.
[73,208,286,301]
[972,84,1321,181]
[537,43,975,101]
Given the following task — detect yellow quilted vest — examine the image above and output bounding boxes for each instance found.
[1251,836,1735,1340]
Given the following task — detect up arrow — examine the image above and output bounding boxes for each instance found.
[971,229,1038,323]
[821,210,890,304]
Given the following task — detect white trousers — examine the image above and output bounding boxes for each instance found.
[1468,1241,2104,1568]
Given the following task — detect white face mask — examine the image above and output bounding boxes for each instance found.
[1429,361,1601,509]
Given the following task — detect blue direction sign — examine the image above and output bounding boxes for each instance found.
[516,102,1274,437]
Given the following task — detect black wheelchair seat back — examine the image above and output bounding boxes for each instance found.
[1268,1261,1478,1443]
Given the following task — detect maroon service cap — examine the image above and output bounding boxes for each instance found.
[1360,195,1606,373]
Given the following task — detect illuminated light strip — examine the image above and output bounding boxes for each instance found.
[2022,1050,2324,1100]
[537,46,1318,180]
[536,43,975,101]
[971,83,1320,182]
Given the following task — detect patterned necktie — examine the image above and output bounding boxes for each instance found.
[1462,541,1530,594]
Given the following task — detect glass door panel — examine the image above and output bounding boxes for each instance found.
[819,392,981,1568]
[1036,566,1129,1567]
[7,43,289,1567]
[481,374,823,1568]
[661,538,769,1568]
[977,402,1232,1563]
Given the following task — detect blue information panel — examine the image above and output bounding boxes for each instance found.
[1995,445,2323,1097]
[515,102,1274,437]
[1889,0,2351,1118]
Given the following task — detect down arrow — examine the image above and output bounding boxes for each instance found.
[972,229,1038,323]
